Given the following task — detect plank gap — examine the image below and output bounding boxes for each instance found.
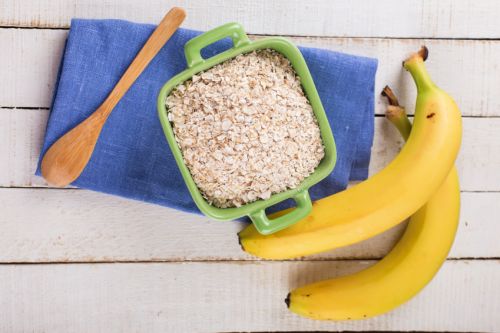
[0,186,498,194]
[4,108,500,120]
[2,25,500,41]
[0,258,497,265]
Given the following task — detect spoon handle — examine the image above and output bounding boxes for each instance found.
[41,8,186,187]
[100,7,186,117]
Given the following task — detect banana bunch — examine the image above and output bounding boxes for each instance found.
[238,47,462,319]
[287,88,460,320]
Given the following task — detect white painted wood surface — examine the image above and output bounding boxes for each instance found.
[1,0,500,38]
[0,261,499,332]
[1,0,499,332]
[2,29,500,117]
[2,108,500,191]
[0,188,498,262]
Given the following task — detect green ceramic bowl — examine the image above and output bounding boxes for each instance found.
[158,22,336,235]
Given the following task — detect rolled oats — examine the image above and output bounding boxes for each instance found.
[166,49,324,208]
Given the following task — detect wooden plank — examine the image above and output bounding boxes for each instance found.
[294,36,500,118]
[0,260,498,332]
[0,187,497,262]
[0,108,48,187]
[370,114,500,192]
[1,0,500,39]
[1,108,499,191]
[0,29,66,108]
[1,29,499,117]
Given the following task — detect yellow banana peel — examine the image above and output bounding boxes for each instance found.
[288,87,460,320]
[239,46,462,260]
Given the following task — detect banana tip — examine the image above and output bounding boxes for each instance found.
[285,293,291,308]
[381,85,399,106]
[403,45,429,68]
[380,85,389,97]
[237,233,245,250]
[419,45,429,61]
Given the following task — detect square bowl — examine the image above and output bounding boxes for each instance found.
[157,22,336,234]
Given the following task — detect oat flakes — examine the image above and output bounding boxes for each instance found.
[166,49,324,208]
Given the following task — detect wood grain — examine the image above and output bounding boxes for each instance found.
[1,108,499,191]
[0,29,66,108]
[1,0,499,39]
[0,187,497,262]
[2,29,499,117]
[0,260,498,332]
[0,108,48,187]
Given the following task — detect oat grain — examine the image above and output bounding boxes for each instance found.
[166,49,324,208]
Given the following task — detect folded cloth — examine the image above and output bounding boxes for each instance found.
[36,19,377,216]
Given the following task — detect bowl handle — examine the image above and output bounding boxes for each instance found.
[184,22,251,68]
[249,190,313,235]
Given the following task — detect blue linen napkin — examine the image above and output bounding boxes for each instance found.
[37,19,377,216]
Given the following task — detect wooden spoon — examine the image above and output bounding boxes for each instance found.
[41,7,186,187]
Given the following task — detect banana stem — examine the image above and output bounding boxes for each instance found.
[382,86,412,140]
[381,85,400,106]
[387,106,412,140]
[403,46,435,92]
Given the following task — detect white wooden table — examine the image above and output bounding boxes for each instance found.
[1,1,499,332]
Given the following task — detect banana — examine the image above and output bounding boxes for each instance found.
[287,88,460,320]
[239,46,462,259]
